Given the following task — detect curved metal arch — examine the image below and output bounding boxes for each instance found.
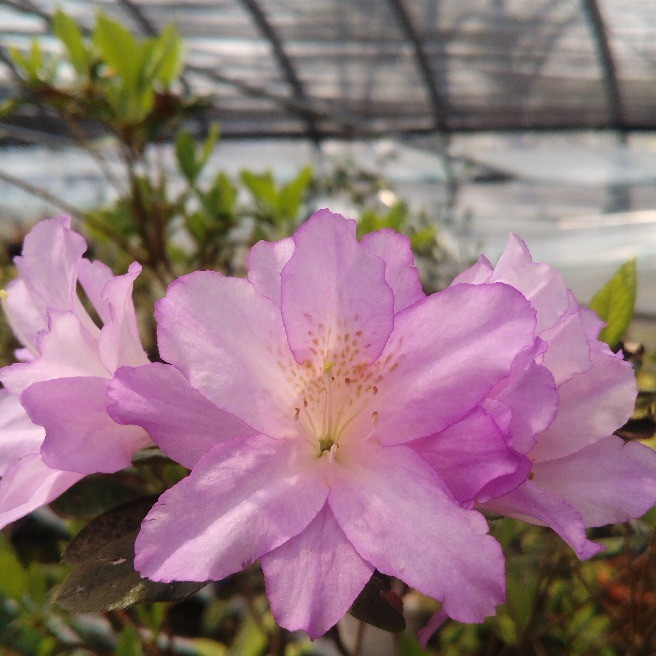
[581,0,626,130]
[237,0,320,144]
[387,0,448,132]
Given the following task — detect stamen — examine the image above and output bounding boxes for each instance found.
[359,411,379,443]
[323,362,334,438]
[302,398,319,435]
[328,442,339,463]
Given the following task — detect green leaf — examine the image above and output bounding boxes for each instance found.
[116,625,144,656]
[53,10,89,74]
[51,475,142,519]
[399,633,429,656]
[93,14,140,87]
[176,130,199,182]
[230,612,267,656]
[276,166,313,221]
[191,638,228,656]
[0,534,27,600]
[588,259,637,348]
[153,24,184,86]
[241,171,277,209]
[57,498,206,612]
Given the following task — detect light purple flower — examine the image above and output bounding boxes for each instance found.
[109,210,543,638]
[455,235,656,557]
[0,216,149,527]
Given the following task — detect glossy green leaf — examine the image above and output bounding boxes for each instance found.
[176,130,199,182]
[588,259,637,348]
[277,165,313,221]
[57,498,206,612]
[51,475,142,519]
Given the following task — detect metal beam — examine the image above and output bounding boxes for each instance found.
[237,0,321,144]
[387,0,449,132]
[581,0,626,129]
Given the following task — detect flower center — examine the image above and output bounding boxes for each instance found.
[292,357,381,460]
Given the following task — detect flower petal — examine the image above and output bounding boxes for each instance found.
[108,363,255,469]
[247,237,295,307]
[531,345,636,462]
[373,283,537,445]
[492,352,558,454]
[0,390,44,474]
[98,263,148,371]
[412,407,530,504]
[0,311,108,395]
[0,453,83,530]
[329,442,505,623]
[24,376,148,474]
[540,312,592,386]
[450,255,493,285]
[261,503,374,639]
[361,229,425,313]
[481,480,602,559]
[281,209,394,365]
[532,436,656,527]
[8,216,97,342]
[77,258,114,324]
[492,234,571,333]
[135,435,329,582]
[156,272,297,436]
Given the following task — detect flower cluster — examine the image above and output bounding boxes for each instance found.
[2,211,655,641]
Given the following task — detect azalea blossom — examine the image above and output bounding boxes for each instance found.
[108,209,549,638]
[452,235,656,557]
[0,216,149,528]
[415,235,656,646]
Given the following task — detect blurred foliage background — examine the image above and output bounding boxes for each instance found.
[0,11,655,656]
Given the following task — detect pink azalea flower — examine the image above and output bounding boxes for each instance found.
[109,210,546,638]
[418,235,656,646]
[454,235,656,557]
[0,216,149,527]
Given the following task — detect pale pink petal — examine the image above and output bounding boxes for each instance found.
[108,364,255,469]
[134,436,329,582]
[0,453,83,530]
[531,346,636,462]
[492,351,558,454]
[156,272,297,437]
[0,390,44,474]
[540,312,592,386]
[12,216,97,337]
[2,279,43,354]
[261,503,374,639]
[247,237,295,307]
[492,234,570,333]
[23,376,149,474]
[371,283,537,445]
[450,255,493,285]
[77,258,114,323]
[418,609,448,648]
[361,229,425,313]
[532,436,656,527]
[412,408,529,504]
[281,209,394,365]
[98,263,149,371]
[329,442,505,623]
[579,306,605,340]
[481,481,602,559]
[0,311,108,395]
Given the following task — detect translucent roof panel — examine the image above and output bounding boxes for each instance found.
[0,0,655,139]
